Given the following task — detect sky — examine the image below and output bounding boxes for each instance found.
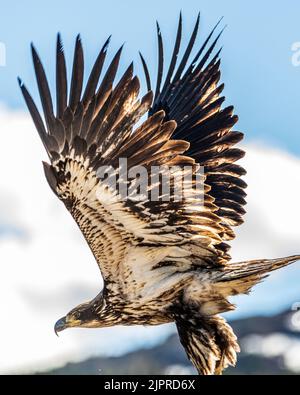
[0,0,300,373]
[1,0,300,153]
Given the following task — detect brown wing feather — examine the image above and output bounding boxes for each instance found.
[140,15,247,260]
[21,35,215,291]
[20,25,242,295]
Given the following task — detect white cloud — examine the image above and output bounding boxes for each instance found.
[241,332,300,372]
[227,142,300,317]
[0,106,299,373]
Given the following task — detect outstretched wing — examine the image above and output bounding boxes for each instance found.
[20,17,244,298]
[19,34,224,299]
[140,13,247,260]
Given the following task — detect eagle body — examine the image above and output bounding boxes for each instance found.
[20,14,300,375]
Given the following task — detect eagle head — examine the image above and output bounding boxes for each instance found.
[54,292,111,335]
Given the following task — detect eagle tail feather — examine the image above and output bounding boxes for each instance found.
[216,255,300,296]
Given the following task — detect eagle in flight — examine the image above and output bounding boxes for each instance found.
[19,14,299,375]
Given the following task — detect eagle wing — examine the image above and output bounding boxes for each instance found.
[140,14,247,259]
[19,18,245,299]
[138,15,247,373]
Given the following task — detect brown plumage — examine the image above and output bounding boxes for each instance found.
[19,14,300,375]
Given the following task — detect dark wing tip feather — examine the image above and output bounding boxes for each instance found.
[170,12,200,85]
[104,35,112,48]
[189,17,224,70]
[69,34,84,111]
[160,11,182,94]
[18,77,51,156]
[56,32,68,118]
[82,36,112,106]
[17,76,23,87]
[179,10,183,22]
[57,33,63,51]
[127,61,134,74]
[118,43,125,55]
[30,42,37,55]
[31,43,43,71]
[110,44,124,65]
[30,43,42,70]
[215,16,225,30]
[30,42,55,131]
[154,21,164,101]
[100,35,112,57]
[139,51,152,92]
[95,44,124,101]
[75,33,82,44]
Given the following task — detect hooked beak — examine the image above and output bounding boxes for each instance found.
[54,317,67,336]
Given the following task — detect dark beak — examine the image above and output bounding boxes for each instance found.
[54,317,67,336]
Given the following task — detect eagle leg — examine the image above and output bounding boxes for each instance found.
[175,313,239,375]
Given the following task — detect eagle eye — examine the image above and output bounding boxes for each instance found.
[73,311,81,320]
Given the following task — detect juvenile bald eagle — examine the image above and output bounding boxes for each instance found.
[19,14,299,375]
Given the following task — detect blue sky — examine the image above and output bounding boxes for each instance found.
[0,0,300,154]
